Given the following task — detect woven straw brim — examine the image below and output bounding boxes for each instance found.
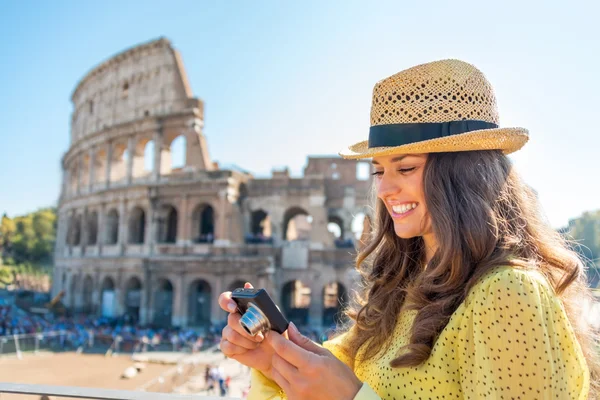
[339,127,529,160]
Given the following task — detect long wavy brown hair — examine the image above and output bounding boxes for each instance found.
[344,150,599,397]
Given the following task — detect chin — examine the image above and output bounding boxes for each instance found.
[393,228,421,240]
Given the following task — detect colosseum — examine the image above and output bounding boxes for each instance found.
[53,37,373,331]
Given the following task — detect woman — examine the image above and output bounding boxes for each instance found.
[219,59,599,399]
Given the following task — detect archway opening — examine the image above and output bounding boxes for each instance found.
[281,280,311,327]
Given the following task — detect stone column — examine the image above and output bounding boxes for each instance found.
[115,269,125,316]
[343,218,354,241]
[73,273,83,313]
[267,207,284,246]
[177,194,189,245]
[215,190,229,244]
[105,141,113,189]
[140,264,151,325]
[62,168,69,199]
[81,207,88,253]
[92,271,101,316]
[148,199,158,255]
[308,280,324,328]
[126,136,135,184]
[118,199,127,254]
[186,124,212,170]
[88,148,96,192]
[211,274,225,326]
[309,194,333,248]
[76,155,82,195]
[173,273,186,327]
[152,129,163,181]
[97,203,106,254]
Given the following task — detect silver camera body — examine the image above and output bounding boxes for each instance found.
[231,288,289,336]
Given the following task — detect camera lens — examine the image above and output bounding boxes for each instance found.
[239,303,271,336]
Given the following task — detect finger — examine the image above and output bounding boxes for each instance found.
[223,326,261,349]
[267,330,312,369]
[220,338,249,357]
[269,363,292,396]
[272,353,299,384]
[218,291,237,313]
[228,312,264,342]
[288,321,328,356]
[244,282,254,289]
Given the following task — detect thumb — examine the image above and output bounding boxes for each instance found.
[287,322,328,356]
[244,282,254,289]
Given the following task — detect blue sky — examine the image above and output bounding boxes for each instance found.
[0,0,598,228]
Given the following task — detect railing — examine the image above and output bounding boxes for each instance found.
[0,382,235,400]
[0,330,208,358]
[0,330,72,357]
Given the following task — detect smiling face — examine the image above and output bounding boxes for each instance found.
[372,153,433,242]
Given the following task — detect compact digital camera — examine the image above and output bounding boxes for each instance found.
[231,288,289,336]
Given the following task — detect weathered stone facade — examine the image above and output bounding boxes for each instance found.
[54,38,372,330]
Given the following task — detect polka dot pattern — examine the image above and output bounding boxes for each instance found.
[250,267,590,399]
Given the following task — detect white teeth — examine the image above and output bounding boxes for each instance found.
[391,203,417,215]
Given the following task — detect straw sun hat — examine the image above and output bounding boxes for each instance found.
[339,59,529,159]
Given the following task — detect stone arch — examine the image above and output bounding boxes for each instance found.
[281,280,311,327]
[100,276,116,318]
[283,207,312,241]
[105,208,119,245]
[157,204,178,243]
[109,142,128,183]
[188,279,211,327]
[327,215,344,239]
[247,209,272,243]
[170,135,186,171]
[322,282,348,328]
[86,211,98,245]
[351,211,372,248]
[191,203,215,243]
[134,136,154,177]
[80,154,90,188]
[82,275,94,314]
[68,214,82,246]
[93,148,107,185]
[124,276,142,323]
[153,278,174,327]
[128,206,146,244]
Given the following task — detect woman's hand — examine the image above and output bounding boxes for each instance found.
[218,283,277,379]
[267,322,362,400]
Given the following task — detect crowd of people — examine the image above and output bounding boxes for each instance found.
[0,304,221,354]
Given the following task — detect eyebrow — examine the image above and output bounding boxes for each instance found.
[371,155,408,165]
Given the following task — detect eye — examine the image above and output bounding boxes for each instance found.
[398,167,416,174]
[371,171,383,176]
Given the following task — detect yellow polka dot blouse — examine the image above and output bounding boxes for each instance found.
[248,266,590,399]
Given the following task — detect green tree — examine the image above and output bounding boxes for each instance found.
[567,210,600,262]
[566,210,600,287]
[0,213,16,259]
[1,208,56,266]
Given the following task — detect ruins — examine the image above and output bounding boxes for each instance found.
[53,38,372,329]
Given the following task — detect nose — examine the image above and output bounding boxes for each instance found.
[376,172,401,200]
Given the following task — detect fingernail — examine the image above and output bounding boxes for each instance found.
[227,303,237,312]
[256,332,264,342]
[289,321,299,335]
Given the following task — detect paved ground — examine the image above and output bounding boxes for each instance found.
[0,352,173,400]
[0,350,252,399]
